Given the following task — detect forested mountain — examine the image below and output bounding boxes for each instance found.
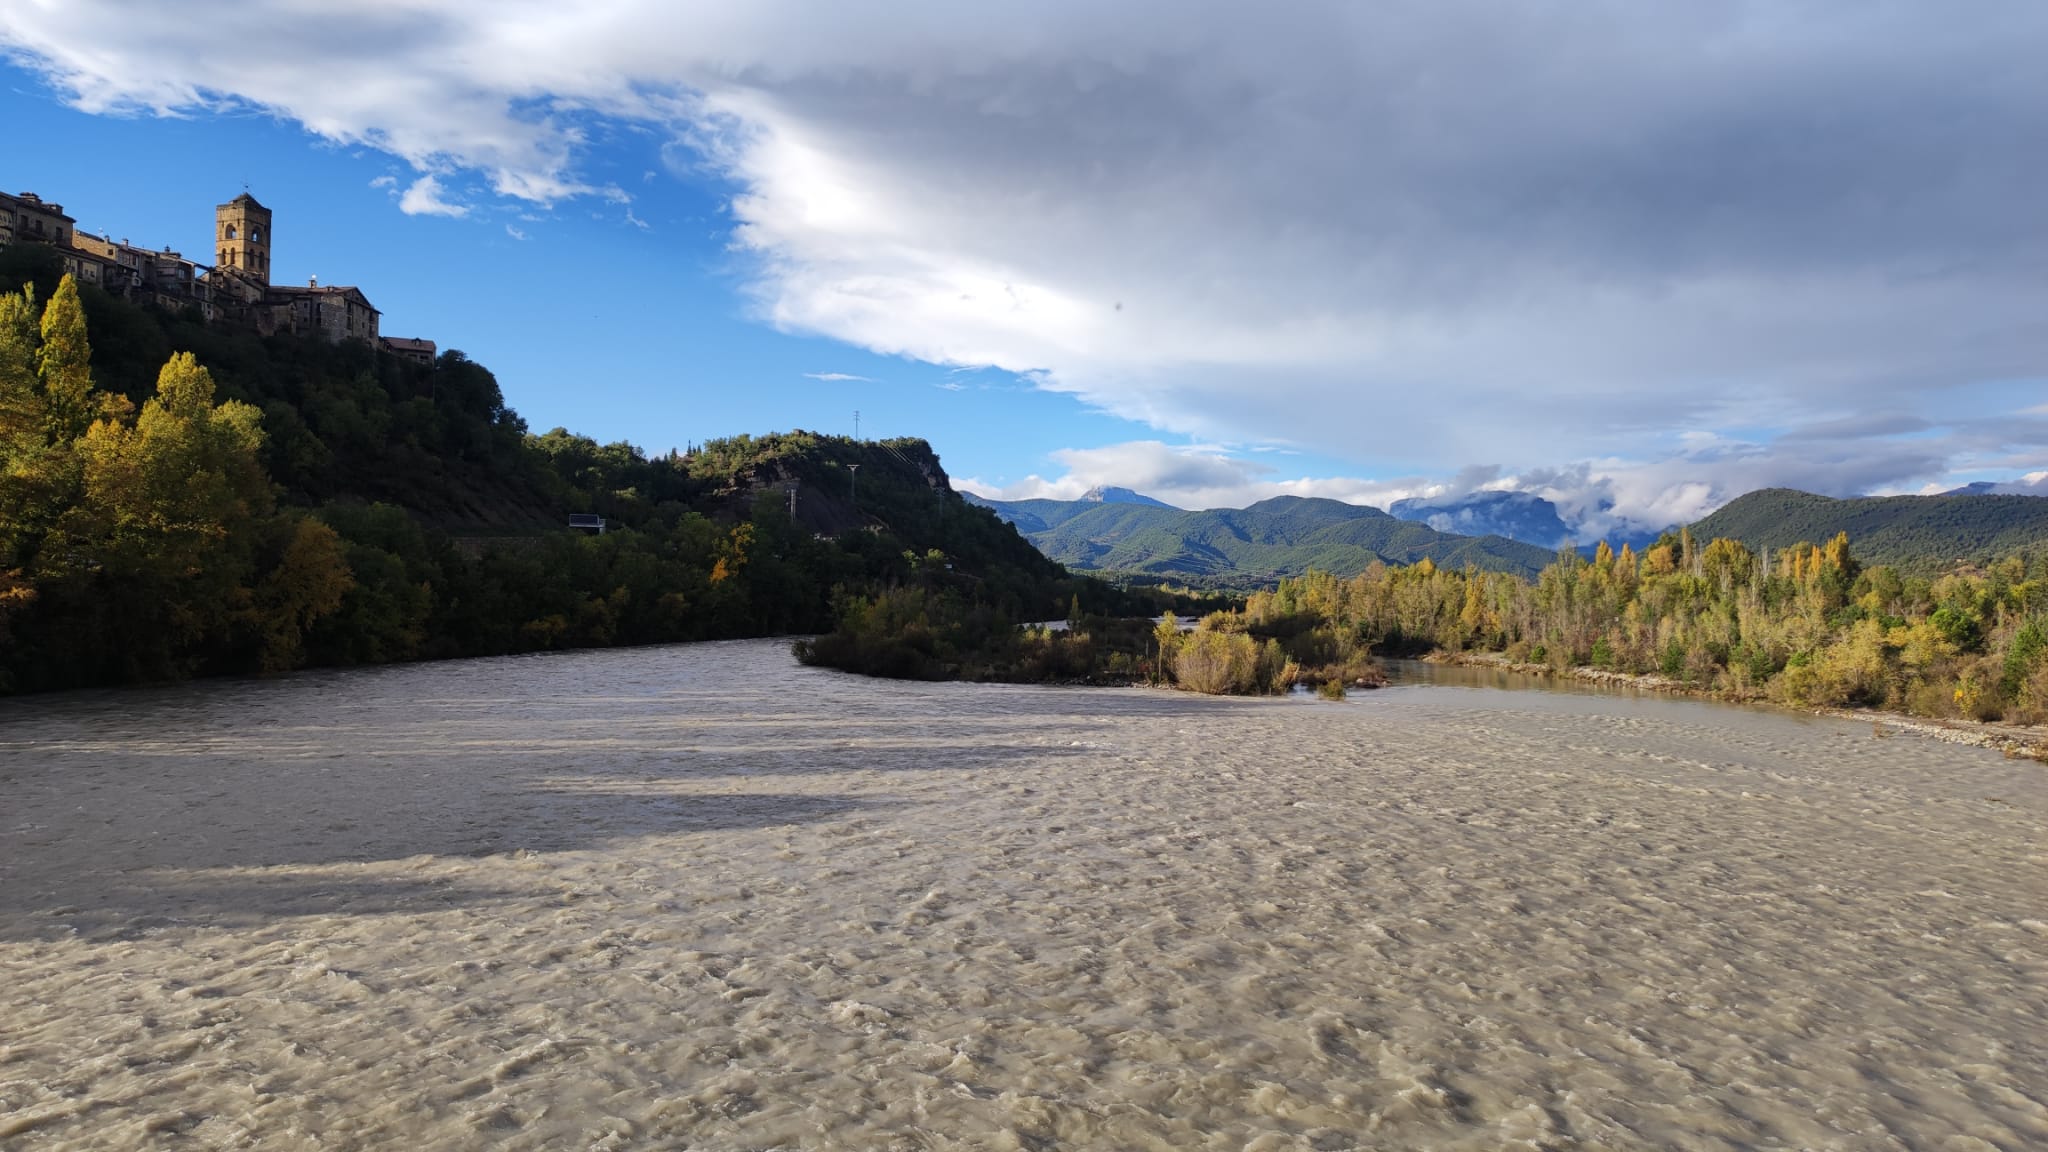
[0,246,1130,693]
[968,490,1557,583]
[1688,488,2048,572]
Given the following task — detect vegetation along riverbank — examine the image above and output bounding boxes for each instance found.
[807,520,2048,743]
[1241,534,2048,748]
[1423,650,2048,760]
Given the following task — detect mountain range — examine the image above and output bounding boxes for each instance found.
[964,492,1559,583]
[971,483,2048,585]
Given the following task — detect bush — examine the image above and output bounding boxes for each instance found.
[2001,619,2048,700]
[1589,635,1615,669]
[1658,638,1686,679]
[1174,630,1260,694]
[1931,605,1983,652]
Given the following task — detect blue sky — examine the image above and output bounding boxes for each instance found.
[3,3,2045,537]
[0,61,1184,490]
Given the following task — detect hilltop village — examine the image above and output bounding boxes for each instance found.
[0,187,436,363]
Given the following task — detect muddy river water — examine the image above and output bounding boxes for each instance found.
[3,639,2044,1149]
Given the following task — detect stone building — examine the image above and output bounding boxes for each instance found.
[0,190,74,248]
[1,191,218,319]
[266,279,381,343]
[205,192,381,343]
[0,187,419,351]
[215,192,272,282]
[382,336,437,364]
[72,231,216,320]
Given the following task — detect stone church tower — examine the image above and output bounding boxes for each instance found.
[215,192,272,284]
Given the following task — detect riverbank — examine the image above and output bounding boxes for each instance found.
[1424,649,2048,760]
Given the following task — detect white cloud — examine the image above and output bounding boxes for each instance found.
[803,371,870,383]
[368,174,397,189]
[958,440,1430,512]
[505,224,528,241]
[1986,472,2048,495]
[3,1,2043,479]
[397,175,467,218]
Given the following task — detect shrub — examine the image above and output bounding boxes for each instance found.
[1930,605,1982,652]
[1589,635,1615,669]
[1174,629,1260,694]
[2001,619,2048,700]
[1658,638,1686,679]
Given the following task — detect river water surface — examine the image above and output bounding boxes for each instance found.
[3,639,2045,1149]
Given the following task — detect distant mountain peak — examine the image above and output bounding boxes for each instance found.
[1388,489,1574,549]
[1081,486,1177,509]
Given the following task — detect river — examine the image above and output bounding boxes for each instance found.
[3,639,2044,1149]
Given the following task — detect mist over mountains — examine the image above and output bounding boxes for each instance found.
[1386,490,1573,549]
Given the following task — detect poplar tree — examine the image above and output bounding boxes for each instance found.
[50,351,273,676]
[0,285,39,455]
[36,275,95,440]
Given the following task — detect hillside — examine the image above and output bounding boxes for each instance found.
[972,492,1557,583]
[1688,488,2048,570]
[0,253,1140,693]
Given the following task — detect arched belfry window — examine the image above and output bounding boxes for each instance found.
[251,228,263,244]
[225,225,237,240]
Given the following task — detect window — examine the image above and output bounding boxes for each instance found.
[251,228,263,243]
[225,225,237,240]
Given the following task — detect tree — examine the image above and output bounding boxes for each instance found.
[0,284,41,455]
[37,274,96,440]
[0,285,57,650]
[254,517,354,672]
[40,352,274,678]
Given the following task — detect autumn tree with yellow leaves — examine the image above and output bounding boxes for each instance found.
[1233,525,2048,723]
[0,276,352,687]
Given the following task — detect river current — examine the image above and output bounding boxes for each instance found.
[2,639,2044,1149]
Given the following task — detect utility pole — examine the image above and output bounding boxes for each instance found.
[788,480,798,519]
[848,464,860,508]
[854,409,861,440]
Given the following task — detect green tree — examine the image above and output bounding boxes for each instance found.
[0,285,58,648]
[37,274,97,440]
[0,284,41,454]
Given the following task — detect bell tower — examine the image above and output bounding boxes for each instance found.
[215,192,272,284]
